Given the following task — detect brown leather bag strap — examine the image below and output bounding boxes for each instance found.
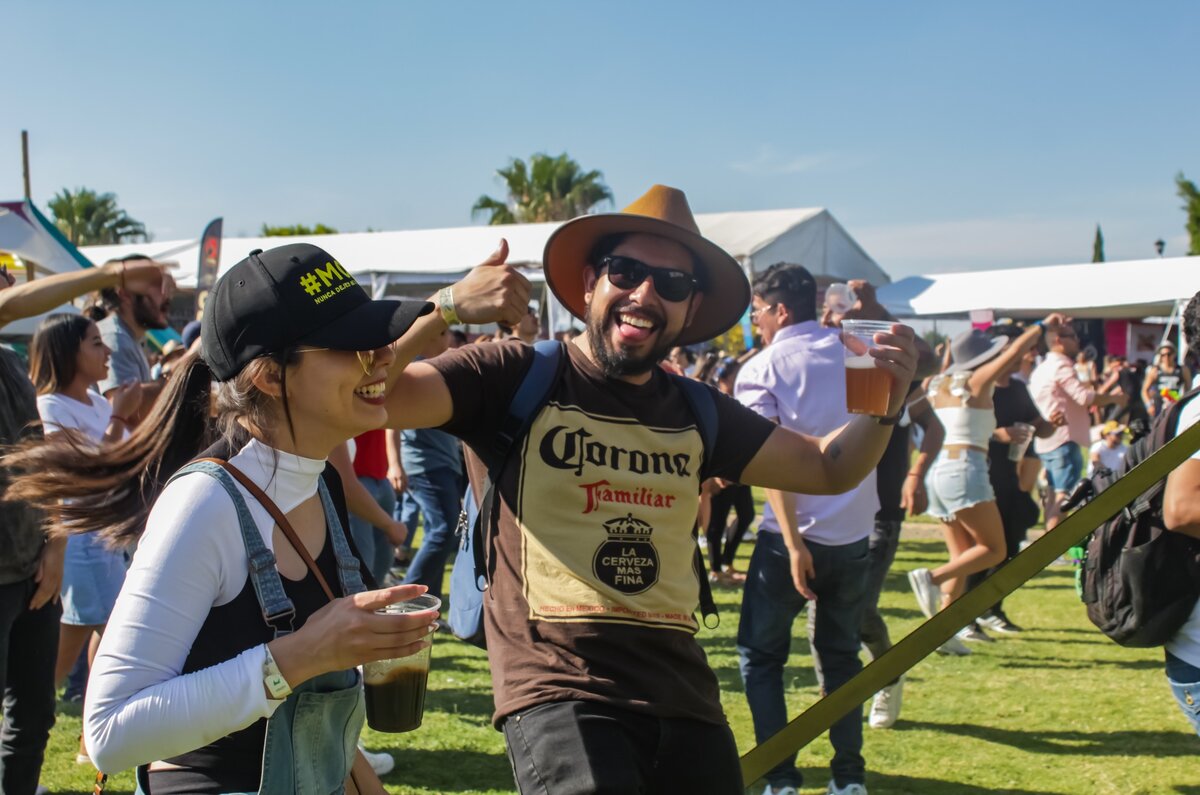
[196,457,336,602]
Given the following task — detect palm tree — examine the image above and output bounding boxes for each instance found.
[472,153,613,225]
[48,187,149,246]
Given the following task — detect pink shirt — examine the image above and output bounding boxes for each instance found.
[1030,351,1095,453]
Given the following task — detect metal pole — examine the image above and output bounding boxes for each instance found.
[21,130,30,200]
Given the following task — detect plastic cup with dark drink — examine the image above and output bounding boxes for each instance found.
[841,319,896,417]
[363,594,441,733]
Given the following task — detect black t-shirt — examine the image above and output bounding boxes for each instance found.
[430,340,777,726]
[875,422,912,523]
[988,380,1041,494]
[0,347,45,585]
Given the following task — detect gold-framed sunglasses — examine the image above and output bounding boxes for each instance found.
[293,347,377,376]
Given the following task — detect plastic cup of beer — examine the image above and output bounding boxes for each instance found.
[1008,422,1035,462]
[363,594,441,733]
[840,320,896,417]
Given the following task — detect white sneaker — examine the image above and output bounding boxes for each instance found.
[36,787,50,795]
[762,785,799,795]
[827,782,868,795]
[868,675,905,729]
[907,568,941,618]
[936,634,972,656]
[357,744,395,777]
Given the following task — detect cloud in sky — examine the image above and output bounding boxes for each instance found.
[730,145,841,176]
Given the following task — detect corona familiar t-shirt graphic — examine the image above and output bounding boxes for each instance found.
[519,403,705,629]
[431,341,776,726]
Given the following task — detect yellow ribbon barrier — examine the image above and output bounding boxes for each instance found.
[740,417,1200,786]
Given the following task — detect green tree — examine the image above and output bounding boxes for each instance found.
[48,187,149,246]
[260,223,339,236]
[1177,172,1200,255]
[472,152,613,225]
[1092,224,1105,262]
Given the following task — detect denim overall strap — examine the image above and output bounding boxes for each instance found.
[316,476,367,596]
[168,461,296,637]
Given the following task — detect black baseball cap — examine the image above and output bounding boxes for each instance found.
[202,243,433,381]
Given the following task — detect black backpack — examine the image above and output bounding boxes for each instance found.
[1076,387,1200,647]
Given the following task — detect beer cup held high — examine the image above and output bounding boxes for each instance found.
[841,320,895,416]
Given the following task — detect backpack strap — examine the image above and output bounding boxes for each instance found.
[473,340,567,584]
[667,372,721,628]
[1130,385,1200,518]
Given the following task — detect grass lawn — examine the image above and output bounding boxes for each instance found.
[37,531,1197,794]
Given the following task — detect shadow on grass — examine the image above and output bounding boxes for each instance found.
[379,747,514,792]
[427,687,499,719]
[996,653,1162,671]
[901,720,1197,757]
[866,771,1061,794]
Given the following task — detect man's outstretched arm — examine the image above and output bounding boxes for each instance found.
[383,239,530,430]
[739,324,918,495]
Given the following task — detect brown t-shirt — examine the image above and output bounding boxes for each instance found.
[430,340,776,726]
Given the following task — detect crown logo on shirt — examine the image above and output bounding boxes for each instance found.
[602,513,654,540]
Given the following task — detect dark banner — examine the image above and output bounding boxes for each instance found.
[196,217,222,318]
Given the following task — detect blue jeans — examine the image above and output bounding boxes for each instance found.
[1040,442,1084,495]
[1166,651,1200,737]
[738,531,871,790]
[395,492,419,556]
[402,467,463,600]
[348,476,397,586]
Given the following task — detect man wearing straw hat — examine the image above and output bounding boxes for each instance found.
[385,185,919,793]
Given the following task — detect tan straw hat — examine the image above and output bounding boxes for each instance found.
[542,184,750,345]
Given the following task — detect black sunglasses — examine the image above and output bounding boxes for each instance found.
[598,255,698,303]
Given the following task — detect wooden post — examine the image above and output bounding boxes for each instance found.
[21,130,31,200]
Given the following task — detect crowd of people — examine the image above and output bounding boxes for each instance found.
[0,183,1196,795]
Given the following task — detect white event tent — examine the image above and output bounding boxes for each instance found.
[82,208,887,333]
[0,200,90,336]
[877,256,1200,320]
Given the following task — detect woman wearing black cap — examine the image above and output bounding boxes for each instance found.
[6,242,528,793]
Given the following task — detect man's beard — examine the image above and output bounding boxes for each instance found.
[133,294,169,330]
[585,302,679,379]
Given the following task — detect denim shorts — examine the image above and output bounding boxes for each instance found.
[60,532,128,626]
[1040,442,1084,494]
[925,449,995,521]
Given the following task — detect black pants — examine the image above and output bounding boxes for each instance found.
[0,577,60,795]
[502,700,743,794]
[706,483,755,573]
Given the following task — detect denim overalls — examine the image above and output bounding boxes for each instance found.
[135,461,367,795]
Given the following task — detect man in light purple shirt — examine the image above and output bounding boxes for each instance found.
[735,263,882,795]
[1029,325,1124,529]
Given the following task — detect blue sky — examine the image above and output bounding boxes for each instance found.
[6,1,1197,278]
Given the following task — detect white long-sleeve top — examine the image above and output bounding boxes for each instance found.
[84,438,327,774]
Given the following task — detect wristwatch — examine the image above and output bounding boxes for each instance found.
[262,645,292,700]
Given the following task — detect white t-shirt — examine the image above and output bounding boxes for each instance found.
[1088,440,1127,475]
[37,391,113,441]
[1165,397,1200,668]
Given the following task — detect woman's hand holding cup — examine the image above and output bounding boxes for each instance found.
[269,584,438,689]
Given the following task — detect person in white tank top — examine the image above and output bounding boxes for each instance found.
[909,314,1069,653]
